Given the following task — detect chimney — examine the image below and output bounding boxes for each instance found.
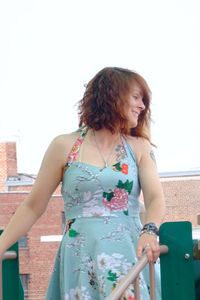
[0,142,17,191]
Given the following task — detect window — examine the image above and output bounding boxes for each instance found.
[19,235,28,248]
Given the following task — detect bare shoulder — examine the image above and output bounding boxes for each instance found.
[125,136,152,164]
[52,131,80,148]
[45,131,81,166]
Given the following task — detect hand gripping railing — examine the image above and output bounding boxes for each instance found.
[0,251,17,300]
[107,245,168,300]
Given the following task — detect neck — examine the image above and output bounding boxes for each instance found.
[91,128,121,169]
[90,128,120,147]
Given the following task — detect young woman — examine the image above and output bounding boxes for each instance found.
[0,67,165,299]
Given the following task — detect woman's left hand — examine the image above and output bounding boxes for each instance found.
[137,233,160,263]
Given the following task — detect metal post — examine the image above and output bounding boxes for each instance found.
[133,276,141,300]
[0,259,2,300]
[149,262,156,300]
[0,251,17,300]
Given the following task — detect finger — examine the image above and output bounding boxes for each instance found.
[151,244,160,261]
[137,245,144,259]
[152,242,160,251]
[154,251,160,262]
[138,242,151,258]
[145,247,154,262]
[153,251,160,262]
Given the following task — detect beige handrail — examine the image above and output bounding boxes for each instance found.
[107,245,168,300]
[0,251,17,300]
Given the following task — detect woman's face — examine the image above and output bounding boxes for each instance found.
[126,84,145,128]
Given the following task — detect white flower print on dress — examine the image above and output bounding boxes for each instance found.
[83,191,117,217]
[83,205,116,217]
[101,223,131,241]
[65,286,91,300]
[97,252,138,300]
[97,252,132,275]
[97,275,106,296]
[97,253,111,270]
[65,234,85,257]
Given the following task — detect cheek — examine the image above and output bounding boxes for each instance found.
[127,98,135,107]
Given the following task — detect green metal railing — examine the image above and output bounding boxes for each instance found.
[160,221,196,300]
[0,230,24,300]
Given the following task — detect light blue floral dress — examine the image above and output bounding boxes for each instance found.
[45,129,161,300]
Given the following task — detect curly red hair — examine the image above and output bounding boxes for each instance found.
[78,67,152,141]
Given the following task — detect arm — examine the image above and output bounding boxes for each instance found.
[135,139,166,261]
[0,135,68,257]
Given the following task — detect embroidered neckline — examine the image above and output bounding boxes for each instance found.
[63,128,129,174]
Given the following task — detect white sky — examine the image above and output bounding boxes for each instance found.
[0,0,200,174]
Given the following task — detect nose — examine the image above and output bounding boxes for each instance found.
[139,98,145,111]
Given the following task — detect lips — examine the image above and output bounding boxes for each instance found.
[132,111,139,117]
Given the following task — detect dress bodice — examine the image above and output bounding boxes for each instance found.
[61,130,141,220]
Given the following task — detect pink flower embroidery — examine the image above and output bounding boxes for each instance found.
[102,188,128,211]
[68,137,84,163]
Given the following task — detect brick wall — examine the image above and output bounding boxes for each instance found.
[162,177,200,225]
[23,195,64,300]
[0,192,63,300]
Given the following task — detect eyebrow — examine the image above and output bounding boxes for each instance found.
[132,90,143,96]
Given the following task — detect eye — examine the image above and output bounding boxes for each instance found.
[133,94,139,99]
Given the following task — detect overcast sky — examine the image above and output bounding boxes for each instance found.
[0,0,200,174]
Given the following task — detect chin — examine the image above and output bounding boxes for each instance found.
[128,120,138,128]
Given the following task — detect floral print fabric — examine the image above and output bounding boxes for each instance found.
[45,129,161,300]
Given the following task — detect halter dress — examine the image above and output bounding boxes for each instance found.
[45,129,161,300]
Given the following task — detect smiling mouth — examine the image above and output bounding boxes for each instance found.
[132,111,139,117]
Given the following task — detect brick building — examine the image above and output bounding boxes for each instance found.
[0,141,200,299]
